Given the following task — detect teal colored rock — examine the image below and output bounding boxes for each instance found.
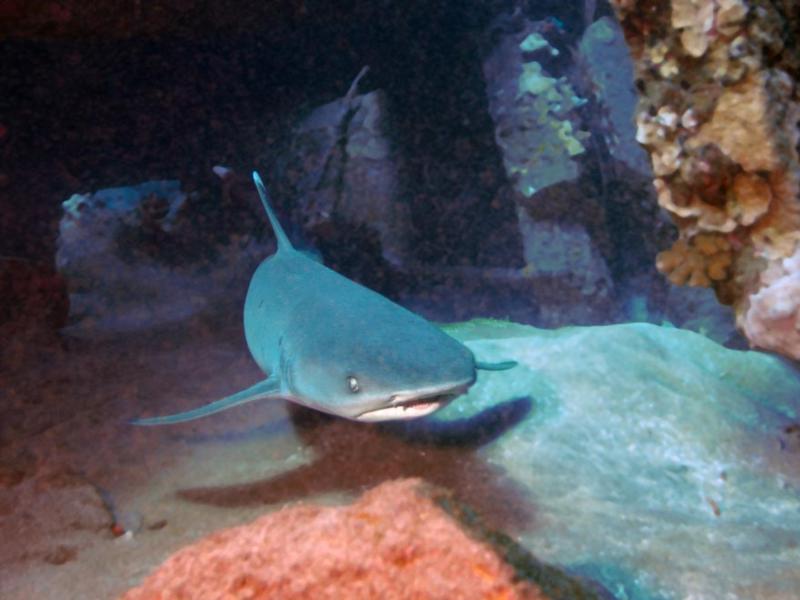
[438,320,800,600]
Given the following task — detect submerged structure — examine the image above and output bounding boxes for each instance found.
[0,1,799,599]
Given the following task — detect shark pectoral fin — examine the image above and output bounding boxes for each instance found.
[130,376,282,426]
[475,360,518,371]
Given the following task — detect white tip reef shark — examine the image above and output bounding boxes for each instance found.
[131,172,516,425]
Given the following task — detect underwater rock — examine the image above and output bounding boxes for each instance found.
[55,180,269,336]
[286,85,411,267]
[435,319,800,600]
[515,212,613,302]
[480,9,666,310]
[482,15,587,198]
[0,467,112,566]
[398,263,614,328]
[576,17,650,176]
[661,284,742,346]
[120,479,549,600]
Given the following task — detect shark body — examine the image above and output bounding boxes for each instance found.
[132,172,514,425]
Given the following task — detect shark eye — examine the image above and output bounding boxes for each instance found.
[347,376,360,393]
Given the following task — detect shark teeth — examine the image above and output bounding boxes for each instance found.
[355,385,468,422]
[355,399,447,422]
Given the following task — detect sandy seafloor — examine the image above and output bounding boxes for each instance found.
[0,316,370,599]
[3,313,800,600]
[1,314,540,600]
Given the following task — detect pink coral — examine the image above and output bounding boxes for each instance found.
[741,246,800,359]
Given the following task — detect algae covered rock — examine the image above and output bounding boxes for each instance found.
[482,17,586,198]
[55,180,269,335]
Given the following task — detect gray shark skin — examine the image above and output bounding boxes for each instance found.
[131,172,515,425]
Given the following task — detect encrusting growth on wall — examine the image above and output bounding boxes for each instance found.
[483,21,588,199]
[609,0,800,359]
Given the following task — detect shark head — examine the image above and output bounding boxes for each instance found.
[281,306,477,422]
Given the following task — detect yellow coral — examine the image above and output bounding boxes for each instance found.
[610,0,800,360]
[671,0,714,30]
[657,234,732,287]
[728,172,771,226]
[657,167,773,232]
[688,72,785,172]
[680,28,710,58]
[671,0,714,57]
[654,178,733,233]
[647,41,670,65]
[716,0,749,36]
[651,142,683,176]
[635,112,663,145]
[749,168,800,259]
[658,58,680,78]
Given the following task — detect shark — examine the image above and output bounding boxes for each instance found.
[131,172,515,425]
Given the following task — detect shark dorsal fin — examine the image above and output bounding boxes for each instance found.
[253,171,294,253]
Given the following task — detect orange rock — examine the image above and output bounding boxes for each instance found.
[121,479,546,600]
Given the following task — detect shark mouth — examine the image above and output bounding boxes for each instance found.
[355,384,469,422]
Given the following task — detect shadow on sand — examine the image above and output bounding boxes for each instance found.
[178,396,537,531]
